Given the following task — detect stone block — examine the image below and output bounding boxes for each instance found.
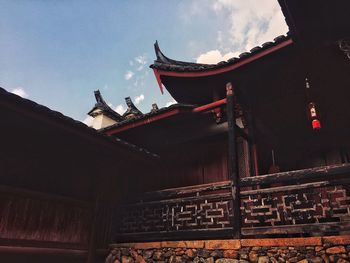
[205,240,241,250]
[241,237,321,247]
[326,246,346,254]
[323,236,350,246]
[185,240,205,248]
[161,241,187,248]
[223,250,238,259]
[134,242,161,249]
[215,259,239,263]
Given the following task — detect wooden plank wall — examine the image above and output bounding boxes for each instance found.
[157,137,229,190]
[0,185,91,249]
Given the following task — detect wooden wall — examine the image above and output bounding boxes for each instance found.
[0,103,156,262]
[0,186,91,247]
[122,135,230,193]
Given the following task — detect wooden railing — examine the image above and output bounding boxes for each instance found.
[114,181,234,241]
[240,164,350,236]
[113,163,350,241]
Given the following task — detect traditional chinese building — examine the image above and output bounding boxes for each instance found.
[2,1,350,263]
[96,1,350,262]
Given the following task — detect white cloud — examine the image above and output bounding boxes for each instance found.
[165,99,177,107]
[83,116,94,126]
[134,55,147,71]
[134,94,145,105]
[11,87,28,98]
[124,70,134,80]
[114,104,126,115]
[178,1,206,24]
[196,50,240,64]
[195,0,288,65]
[212,0,288,51]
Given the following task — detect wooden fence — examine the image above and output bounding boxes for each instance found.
[113,163,350,242]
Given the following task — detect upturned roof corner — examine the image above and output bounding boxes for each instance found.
[88,90,123,122]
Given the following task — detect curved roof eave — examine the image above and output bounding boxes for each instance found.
[150,34,292,78]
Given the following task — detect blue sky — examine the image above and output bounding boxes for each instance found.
[0,0,288,124]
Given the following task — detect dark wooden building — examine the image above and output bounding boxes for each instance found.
[0,88,158,262]
[93,0,350,244]
[2,1,350,262]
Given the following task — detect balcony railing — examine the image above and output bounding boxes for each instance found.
[113,163,350,242]
[114,181,234,242]
[240,164,350,236]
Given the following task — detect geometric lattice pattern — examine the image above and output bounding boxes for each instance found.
[115,176,350,239]
[241,186,350,228]
[117,197,233,234]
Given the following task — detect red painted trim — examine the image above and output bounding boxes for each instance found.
[153,68,163,94]
[157,39,293,78]
[105,108,182,135]
[192,98,227,113]
[105,100,229,135]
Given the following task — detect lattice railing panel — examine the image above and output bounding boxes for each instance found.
[114,181,234,239]
[240,183,350,235]
[114,164,350,240]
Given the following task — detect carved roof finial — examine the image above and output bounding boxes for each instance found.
[87,90,123,122]
[123,97,143,119]
[153,40,175,64]
[94,90,107,106]
[151,103,159,113]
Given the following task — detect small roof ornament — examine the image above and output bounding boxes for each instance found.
[150,103,159,113]
[123,97,143,120]
[87,90,123,122]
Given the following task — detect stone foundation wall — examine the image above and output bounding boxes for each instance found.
[106,236,350,263]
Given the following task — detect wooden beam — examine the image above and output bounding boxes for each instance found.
[121,192,232,208]
[226,82,241,239]
[192,98,227,113]
[241,221,350,236]
[114,229,233,243]
[138,180,231,201]
[241,177,350,196]
[0,246,87,257]
[240,163,350,187]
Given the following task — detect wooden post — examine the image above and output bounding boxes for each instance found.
[246,110,259,176]
[226,82,241,239]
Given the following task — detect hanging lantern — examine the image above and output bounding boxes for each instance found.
[312,119,321,130]
[305,78,322,131]
[308,102,321,130]
[308,102,318,118]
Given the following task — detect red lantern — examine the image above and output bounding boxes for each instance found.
[312,119,321,130]
[305,79,322,131]
[308,102,321,130]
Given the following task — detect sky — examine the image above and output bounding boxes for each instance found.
[0,0,288,124]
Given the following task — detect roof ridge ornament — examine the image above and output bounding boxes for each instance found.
[94,90,106,106]
[150,103,159,113]
[123,97,143,119]
[153,40,209,66]
[154,40,173,64]
[88,90,123,122]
